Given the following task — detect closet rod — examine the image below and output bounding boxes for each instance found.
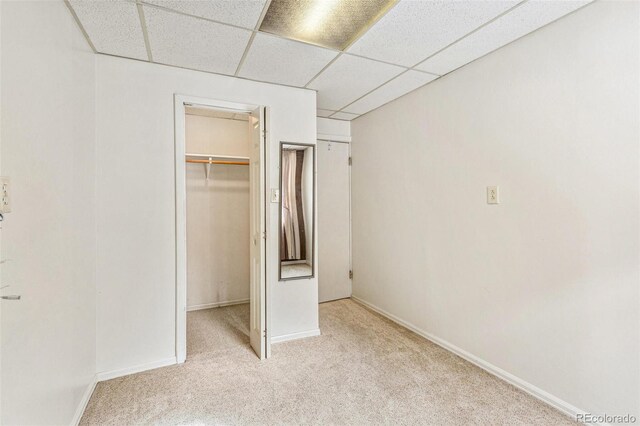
[186,159,249,166]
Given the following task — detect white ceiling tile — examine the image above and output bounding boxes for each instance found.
[144,6,252,75]
[143,0,266,29]
[348,0,519,67]
[331,112,360,121]
[308,54,404,111]
[69,0,148,60]
[238,33,339,87]
[317,109,336,118]
[344,70,438,115]
[416,0,593,75]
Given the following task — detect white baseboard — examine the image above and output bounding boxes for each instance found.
[271,328,321,343]
[71,375,97,426]
[96,357,177,382]
[351,296,587,422]
[187,298,249,312]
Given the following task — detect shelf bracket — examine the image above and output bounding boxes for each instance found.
[205,157,212,180]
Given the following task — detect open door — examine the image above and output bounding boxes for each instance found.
[249,106,267,359]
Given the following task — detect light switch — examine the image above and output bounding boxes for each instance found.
[0,177,11,213]
[270,189,280,203]
[487,186,499,204]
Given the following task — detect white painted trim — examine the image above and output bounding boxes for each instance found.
[350,296,588,422]
[317,133,351,143]
[347,140,352,296]
[71,375,97,426]
[96,357,177,382]
[175,95,187,364]
[187,298,249,312]
[271,328,321,343]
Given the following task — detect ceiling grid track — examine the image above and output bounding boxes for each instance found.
[137,3,153,62]
[328,68,412,118]
[327,0,533,120]
[64,0,97,53]
[408,0,530,72]
[303,53,343,89]
[135,0,411,71]
[234,32,257,76]
[409,0,597,80]
[66,0,597,122]
[95,51,318,92]
[303,0,401,89]
[235,0,273,76]
[138,0,252,32]
[338,0,592,121]
[341,0,400,52]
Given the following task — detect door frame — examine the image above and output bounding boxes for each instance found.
[174,94,269,363]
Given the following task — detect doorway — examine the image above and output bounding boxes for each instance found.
[175,95,268,362]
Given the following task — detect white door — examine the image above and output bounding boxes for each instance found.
[249,106,267,359]
[317,140,352,303]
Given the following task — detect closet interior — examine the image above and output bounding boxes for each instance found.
[185,105,252,359]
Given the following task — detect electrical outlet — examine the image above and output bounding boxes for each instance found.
[487,186,499,204]
[0,177,11,213]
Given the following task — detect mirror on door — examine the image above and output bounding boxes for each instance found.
[279,142,315,280]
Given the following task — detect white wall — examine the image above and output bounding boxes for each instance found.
[0,2,4,421]
[0,1,97,424]
[351,0,638,419]
[186,114,251,157]
[317,117,351,141]
[95,55,318,373]
[186,115,250,309]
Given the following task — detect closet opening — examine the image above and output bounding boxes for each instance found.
[175,96,268,362]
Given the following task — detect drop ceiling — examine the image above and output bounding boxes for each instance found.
[67,0,593,121]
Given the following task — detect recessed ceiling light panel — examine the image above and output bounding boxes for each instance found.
[259,0,397,51]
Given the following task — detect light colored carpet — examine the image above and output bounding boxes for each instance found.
[186,303,250,360]
[81,299,572,425]
[281,263,312,278]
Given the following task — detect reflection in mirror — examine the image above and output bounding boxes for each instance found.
[280,142,314,280]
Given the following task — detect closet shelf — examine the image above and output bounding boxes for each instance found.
[185,153,249,180]
[187,159,248,165]
[185,153,249,161]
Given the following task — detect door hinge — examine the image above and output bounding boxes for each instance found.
[349,270,353,279]
[348,156,352,166]
[263,330,267,337]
